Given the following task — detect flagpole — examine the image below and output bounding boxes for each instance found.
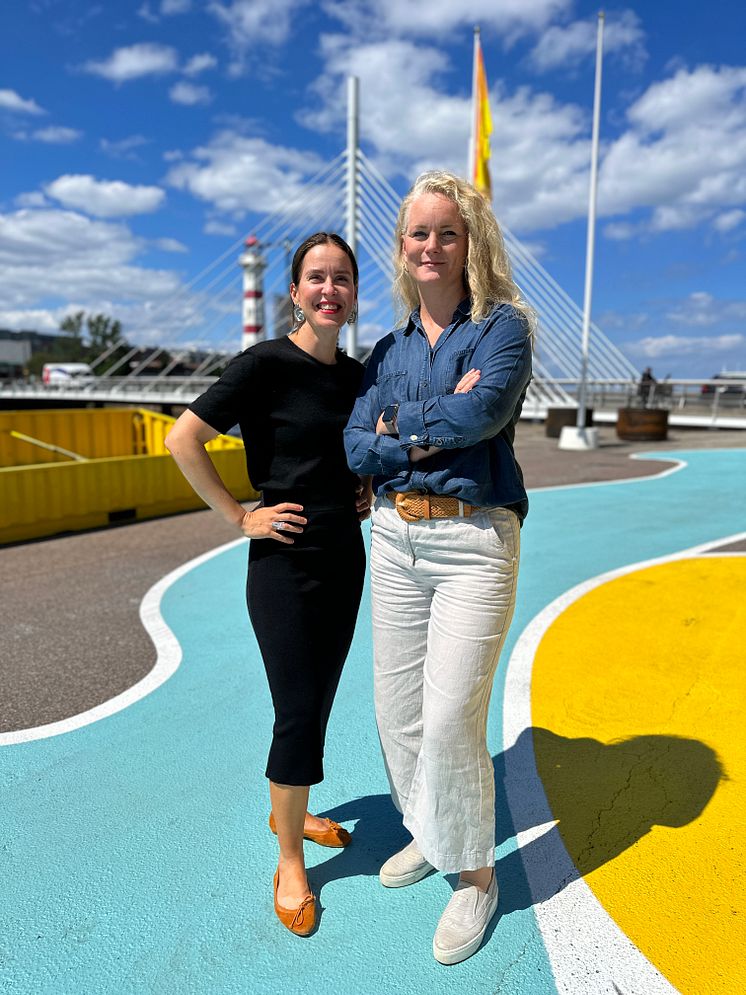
[560,11,604,451]
[346,75,359,359]
[468,26,480,182]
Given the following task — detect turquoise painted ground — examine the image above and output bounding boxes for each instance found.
[1,449,744,995]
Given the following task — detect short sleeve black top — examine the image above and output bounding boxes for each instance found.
[189,336,365,507]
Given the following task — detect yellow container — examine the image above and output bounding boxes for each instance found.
[0,408,258,544]
[0,407,247,466]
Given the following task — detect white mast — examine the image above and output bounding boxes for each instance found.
[346,75,359,359]
[560,11,604,451]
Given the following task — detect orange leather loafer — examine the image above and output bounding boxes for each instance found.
[273,870,316,936]
[269,811,351,848]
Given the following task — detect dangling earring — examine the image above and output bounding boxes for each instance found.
[293,304,305,325]
[348,303,358,324]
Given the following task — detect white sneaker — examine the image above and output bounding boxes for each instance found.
[379,840,434,888]
[432,872,499,965]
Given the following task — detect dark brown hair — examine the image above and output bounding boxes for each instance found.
[290,232,359,289]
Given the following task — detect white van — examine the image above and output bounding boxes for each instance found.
[42,362,94,384]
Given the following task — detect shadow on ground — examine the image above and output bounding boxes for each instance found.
[314,727,724,919]
[496,726,724,914]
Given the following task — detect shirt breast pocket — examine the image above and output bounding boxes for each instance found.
[375,370,407,406]
[444,348,475,393]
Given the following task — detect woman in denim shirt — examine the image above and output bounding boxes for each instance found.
[344,171,534,965]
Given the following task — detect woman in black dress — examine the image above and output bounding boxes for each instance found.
[166,233,368,936]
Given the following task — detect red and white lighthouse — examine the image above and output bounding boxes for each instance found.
[239,235,267,351]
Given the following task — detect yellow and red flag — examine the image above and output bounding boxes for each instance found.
[471,28,492,199]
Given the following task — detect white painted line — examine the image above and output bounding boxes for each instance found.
[3,445,740,746]
[0,538,246,746]
[528,455,687,495]
[530,444,746,496]
[502,531,746,994]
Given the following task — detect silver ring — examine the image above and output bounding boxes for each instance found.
[272,521,287,531]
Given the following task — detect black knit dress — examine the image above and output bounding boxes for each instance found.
[189,336,366,785]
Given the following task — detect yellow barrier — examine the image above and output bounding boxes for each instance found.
[0,407,243,467]
[0,449,259,544]
[0,407,256,544]
[131,409,245,457]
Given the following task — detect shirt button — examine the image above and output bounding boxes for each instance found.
[410,434,418,441]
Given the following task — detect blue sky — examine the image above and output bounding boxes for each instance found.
[1,0,745,377]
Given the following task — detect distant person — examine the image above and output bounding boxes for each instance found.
[166,232,370,937]
[345,171,534,965]
[639,366,657,403]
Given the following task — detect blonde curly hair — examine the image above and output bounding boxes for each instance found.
[392,170,536,335]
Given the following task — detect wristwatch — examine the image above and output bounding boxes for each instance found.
[381,403,399,435]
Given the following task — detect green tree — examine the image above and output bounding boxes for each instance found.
[55,310,87,362]
[86,313,124,353]
[60,310,85,342]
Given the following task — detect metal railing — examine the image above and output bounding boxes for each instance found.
[0,376,219,403]
[548,378,746,413]
[2,376,745,426]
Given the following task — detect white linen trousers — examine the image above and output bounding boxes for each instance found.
[370,497,520,873]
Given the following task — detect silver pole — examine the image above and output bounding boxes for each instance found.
[468,26,480,180]
[346,75,359,359]
[577,11,605,429]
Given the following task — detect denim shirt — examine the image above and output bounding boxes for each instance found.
[344,299,533,520]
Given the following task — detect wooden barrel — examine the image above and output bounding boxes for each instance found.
[545,407,594,438]
[616,407,668,441]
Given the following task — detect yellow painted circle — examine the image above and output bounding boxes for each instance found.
[531,556,746,995]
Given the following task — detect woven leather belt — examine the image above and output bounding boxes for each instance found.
[391,491,478,523]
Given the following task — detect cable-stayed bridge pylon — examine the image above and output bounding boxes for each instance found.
[88,77,638,415]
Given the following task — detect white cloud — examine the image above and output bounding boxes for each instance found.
[137,3,159,23]
[154,237,189,253]
[627,64,746,133]
[603,292,746,375]
[304,41,746,240]
[0,307,83,334]
[0,208,181,312]
[302,39,746,238]
[598,66,746,232]
[82,43,179,82]
[665,292,746,327]
[208,0,571,72]
[45,175,166,218]
[596,309,650,332]
[183,53,217,76]
[26,126,82,144]
[0,208,210,349]
[204,218,238,236]
[208,0,309,55]
[628,333,745,358]
[322,0,570,40]
[100,135,150,159]
[169,81,212,106]
[166,131,324,214]
[15,192,50,209]
[603,221,640,240]
[528,10,646,72]
[713,209,745,233]
[528,18,595,70]
[137,0,191,18]
[304,36,591,231]
[0,89,45,115]
[518,239,548,259]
